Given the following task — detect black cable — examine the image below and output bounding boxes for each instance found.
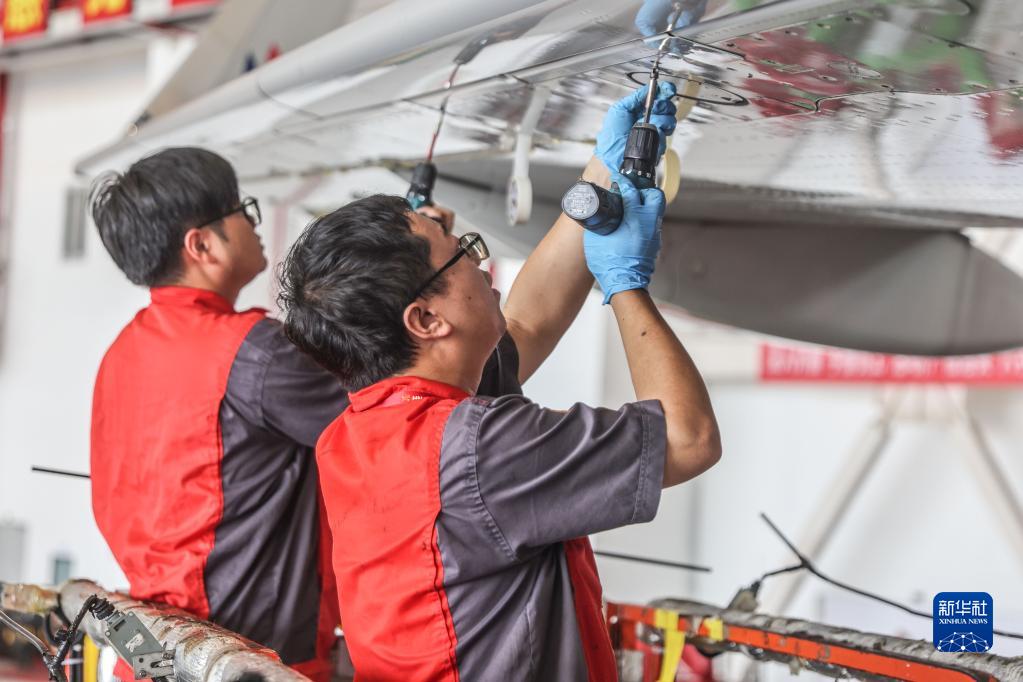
[759,563,803,581]
[42,598,93,682]
[758,512,1023,641]
[1,594,118,682]
[31,466,90,480]
[593,549,711,573]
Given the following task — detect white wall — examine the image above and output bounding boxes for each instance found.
[0,37,193,589]
[591,363,1023,665]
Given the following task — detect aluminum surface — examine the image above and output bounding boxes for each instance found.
[78,0,1023,219]
[76,0,1023,354]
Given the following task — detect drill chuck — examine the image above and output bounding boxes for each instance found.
[406,162,437,209]
[619,122,659,190]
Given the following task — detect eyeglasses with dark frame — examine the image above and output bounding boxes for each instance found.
[198,197,262,230]
[410,232,490,302]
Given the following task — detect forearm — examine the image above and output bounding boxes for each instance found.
[610,290,721,487]
[503,156,608,383]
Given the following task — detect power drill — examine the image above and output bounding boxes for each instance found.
[562,66,664,234]
[406,161,437,210]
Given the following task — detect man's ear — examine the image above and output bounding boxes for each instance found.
[403,300,452,342]
[182,227,217,266]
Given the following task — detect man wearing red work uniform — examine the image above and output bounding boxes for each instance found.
[278,86,720,679]
[87,133,650,679]
[89,148,343,681]
[89,148,514,680]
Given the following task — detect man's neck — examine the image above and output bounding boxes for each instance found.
[173,273,241,306]
[398,347,485,396]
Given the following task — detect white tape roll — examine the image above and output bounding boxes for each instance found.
[507,175,533,226]
[658,78,702,204]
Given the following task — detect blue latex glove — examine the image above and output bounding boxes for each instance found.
[584,173,666,304]
[595,81,677,175]
[635,0,709,37]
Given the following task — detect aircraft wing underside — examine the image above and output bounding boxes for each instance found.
[77,0,1023,355]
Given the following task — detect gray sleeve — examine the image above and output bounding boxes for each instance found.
[440,395,665,560]
[228,318,350,447]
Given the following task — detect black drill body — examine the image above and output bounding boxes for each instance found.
[562,67,664,233]
[619,122,660,191]
[406,161,437,210]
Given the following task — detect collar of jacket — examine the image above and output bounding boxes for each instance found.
[150,286,235,314]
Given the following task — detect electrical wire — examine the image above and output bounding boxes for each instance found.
[52,596,95,664]
[0,595,109,682]
[425,63,462,162]
[756,512,1023,641]
[0,607,49,656]
[593,549,711,573]
[31,466,90,480]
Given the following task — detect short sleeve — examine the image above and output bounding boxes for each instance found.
[227,318,350,447]
[439,395,666,560]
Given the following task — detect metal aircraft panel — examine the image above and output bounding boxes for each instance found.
[74,0,1023,354]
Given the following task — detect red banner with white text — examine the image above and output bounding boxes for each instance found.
[760,344,1023,385]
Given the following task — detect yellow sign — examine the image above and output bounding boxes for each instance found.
[2,0,47,40]
[83,0,132,23]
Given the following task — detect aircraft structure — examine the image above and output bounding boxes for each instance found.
[77,0,1023,356]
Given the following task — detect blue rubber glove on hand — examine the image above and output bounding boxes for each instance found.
[595,81,678,175]
[584,173,666,304]
[634,0,709,37]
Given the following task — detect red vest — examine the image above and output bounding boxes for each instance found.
[318,376,617,681]
[92,287,265,615]
[319,378,464,680]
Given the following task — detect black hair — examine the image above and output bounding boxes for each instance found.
[90,147,239,286]
[278,194,446,390]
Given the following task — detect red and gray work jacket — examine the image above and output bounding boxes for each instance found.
[317,374,667,681]
[91,287,347,680]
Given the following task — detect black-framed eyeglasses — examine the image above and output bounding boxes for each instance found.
[411,232,490,301]
[198,197,262,230]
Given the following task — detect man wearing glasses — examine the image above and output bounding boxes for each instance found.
[82,95,658,679]
[277,88,720,680]
[90,81,683,680]
[89,147,366,681]
[89,144,565,681]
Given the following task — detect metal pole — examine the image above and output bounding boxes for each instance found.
[954,393,1023,569]
[759,392,899,616]
[729,394,899,682]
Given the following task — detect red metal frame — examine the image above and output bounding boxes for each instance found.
[606,602,1000,682]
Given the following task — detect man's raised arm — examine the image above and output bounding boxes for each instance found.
[503,82,678,383]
